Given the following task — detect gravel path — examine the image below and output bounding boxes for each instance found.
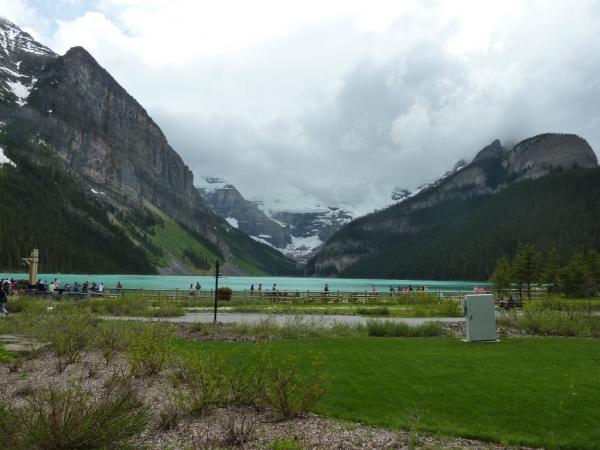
[107,312,465,326]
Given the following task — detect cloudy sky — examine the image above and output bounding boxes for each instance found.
[2,0,600,214]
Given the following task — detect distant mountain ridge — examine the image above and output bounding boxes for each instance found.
[197,177,354,263]
[0,17,298,275]
[308,133,599,279]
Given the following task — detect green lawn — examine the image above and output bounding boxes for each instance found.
[175,337,600,449]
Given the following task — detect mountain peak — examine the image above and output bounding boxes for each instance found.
[505,133,598,178]
[472,139,506,163]
[0,18,54,57]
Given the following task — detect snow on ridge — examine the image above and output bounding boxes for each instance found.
[225,217,239,229]
[0,146,16,167]
[250,235,276,248]
[0,18,54,56]
[196,176,231,193]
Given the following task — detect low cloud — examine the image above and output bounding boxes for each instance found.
[11,0,600,214]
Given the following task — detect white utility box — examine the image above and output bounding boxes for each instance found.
[463,294,497,342]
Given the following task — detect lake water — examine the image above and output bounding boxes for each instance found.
[0,272,489,293]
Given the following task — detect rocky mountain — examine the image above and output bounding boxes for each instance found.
[197,177,354,263]
[0,17,298,276]
[307,133,599,279]
[196,177,291,248]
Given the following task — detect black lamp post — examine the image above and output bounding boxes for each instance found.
[213,260,220,323]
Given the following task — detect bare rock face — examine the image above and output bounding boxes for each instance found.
[504,133,598,180]
[24,46,217,238]
[197,179,291,249]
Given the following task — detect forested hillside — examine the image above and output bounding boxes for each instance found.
[0,136,155,274]
[311,168,600,280]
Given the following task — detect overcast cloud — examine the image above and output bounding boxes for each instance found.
[2,0,600,214]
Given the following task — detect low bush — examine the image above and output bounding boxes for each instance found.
[40,312,98,372]
[366,320,445,337]
[356,306,390,316]
[0,345,15,363]
[0,382,148,449]
[269,436,304,450]
[95,320,128,365]
[498,301,600,337]
[126,322,175,377]
[171,355,227,415]
[258,353,328,420]
[217,287,233,301]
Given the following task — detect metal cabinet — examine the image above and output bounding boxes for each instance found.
[463,294,497,342]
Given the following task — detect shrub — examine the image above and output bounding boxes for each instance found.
[96,320,129,365]
[126,322,175,377]
[217,287,233,301]
[437,301,462,317]
[258,353,328,420]
[221,410,256,447]
[366,320,445,337]
[3,382,148,449]
[0,345,15,363]
[356,307,390,316]
[171,354,227,415]
[154,402,184,432]
[269,436,304,450]
[40,312,98,372]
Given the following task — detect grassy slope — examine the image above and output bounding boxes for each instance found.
[145,206,220,271]
[176,337,600,449]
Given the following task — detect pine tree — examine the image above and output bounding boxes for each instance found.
[491,255,512,299]
[560,253,593,297]
[512,243,543,300]
[584,249,600,292]
[542,248,561,293]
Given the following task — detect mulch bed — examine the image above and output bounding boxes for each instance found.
[0,347,538,449]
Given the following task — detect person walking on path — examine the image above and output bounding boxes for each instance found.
[250,284,254,296]
[0,282,9,316]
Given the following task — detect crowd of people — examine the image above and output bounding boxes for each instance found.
[32,278,106,295]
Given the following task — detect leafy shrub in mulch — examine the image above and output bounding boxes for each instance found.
[126,322,175,377]
[258,352,328,420]
[0,381,148,449]
[40,312,98,372]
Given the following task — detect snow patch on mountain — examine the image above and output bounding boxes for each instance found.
[6,79,30,105]
[0,146,16,167]
[225,217,239,229]
[284,234,324,260]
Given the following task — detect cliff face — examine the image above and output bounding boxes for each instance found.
[0,18,297,275]
[309,133,598,276]
[24,47,216,239]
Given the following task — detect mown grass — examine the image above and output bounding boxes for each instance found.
[175,337,600,450]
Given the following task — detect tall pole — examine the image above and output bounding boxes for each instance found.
[29,248,39,286]
[213,260,219,323]
[22,248,39,286]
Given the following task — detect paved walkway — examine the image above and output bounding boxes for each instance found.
[107,312,465,326]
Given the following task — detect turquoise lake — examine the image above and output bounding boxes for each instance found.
[0,273,489,293]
